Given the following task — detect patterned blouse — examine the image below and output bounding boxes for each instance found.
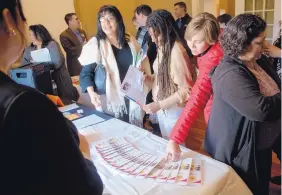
[245,61,280,150]
[245,62,280,96]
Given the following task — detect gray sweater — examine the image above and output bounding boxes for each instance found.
[21,41,79,103]
[21,41,64,70]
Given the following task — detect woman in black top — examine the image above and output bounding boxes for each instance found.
[21,24,79,104]
[205,14,281,195]
[79,5,151,126]
[0,1,103,194]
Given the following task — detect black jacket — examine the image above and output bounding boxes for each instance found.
[175,14,192,39]
[0,71,103,195]
[204,55,281,193]
[175,14,193,58]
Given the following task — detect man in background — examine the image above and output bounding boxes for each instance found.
[60,13,88,76]
[134,5,157,71]
[134,5,157,132]
[217,13,232,29]
[132,16,142,41]
[174,2,192,39]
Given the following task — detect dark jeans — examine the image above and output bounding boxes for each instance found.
[253,132,281,195]
[255,148,272,195]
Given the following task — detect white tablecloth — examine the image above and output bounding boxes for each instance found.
[72,111,252,195]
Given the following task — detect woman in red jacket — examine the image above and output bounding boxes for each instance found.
[166,12,223,161]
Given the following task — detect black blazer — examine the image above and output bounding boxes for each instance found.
[175,14,192,39]
[204,55,281,194]
[0,71,103,195]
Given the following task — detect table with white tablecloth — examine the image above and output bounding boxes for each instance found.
[65,104,252,195]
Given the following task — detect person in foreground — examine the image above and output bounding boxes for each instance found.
[166,13,223,160]
[205,14,281,195]
[0,0,103,194]
[21,24,79,104]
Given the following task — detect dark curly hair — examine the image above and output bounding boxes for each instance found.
[220,14,266,57]
[29,24,54,48]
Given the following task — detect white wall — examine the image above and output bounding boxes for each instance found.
[22,0,75,44]
[203,0,217,16]
[191,0,217,17]
[274,0,281,24]
[191,0,204,17]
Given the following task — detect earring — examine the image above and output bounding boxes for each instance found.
[9,28,16,36]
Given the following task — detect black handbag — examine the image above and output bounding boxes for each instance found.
[93,43,106,95]
[93,62,106,95]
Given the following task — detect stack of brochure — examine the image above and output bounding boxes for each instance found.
[93,137,202,185]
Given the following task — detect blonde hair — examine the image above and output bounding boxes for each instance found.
[185,12,220,44]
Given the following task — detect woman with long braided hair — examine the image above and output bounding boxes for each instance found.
[143,9,197,140]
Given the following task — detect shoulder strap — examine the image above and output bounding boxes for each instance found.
[0,82,26,128]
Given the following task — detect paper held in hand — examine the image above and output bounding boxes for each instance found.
[120,66,146,106]
[30,48,51,63]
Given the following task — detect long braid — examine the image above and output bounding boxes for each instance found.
[147,10,178,101]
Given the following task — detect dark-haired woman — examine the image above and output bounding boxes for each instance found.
[79,5,151,126]
[21,24,79,104]
[205,14,281,195]
[0,0,103,194]
[142,9,197,140]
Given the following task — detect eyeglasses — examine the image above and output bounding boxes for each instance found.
[100,16,116,23]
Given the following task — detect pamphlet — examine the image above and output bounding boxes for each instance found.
[120,66,146,106]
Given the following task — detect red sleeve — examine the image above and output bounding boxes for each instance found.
[169,65,213,144]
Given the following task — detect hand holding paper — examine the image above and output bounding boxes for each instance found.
[30,48,51,63]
